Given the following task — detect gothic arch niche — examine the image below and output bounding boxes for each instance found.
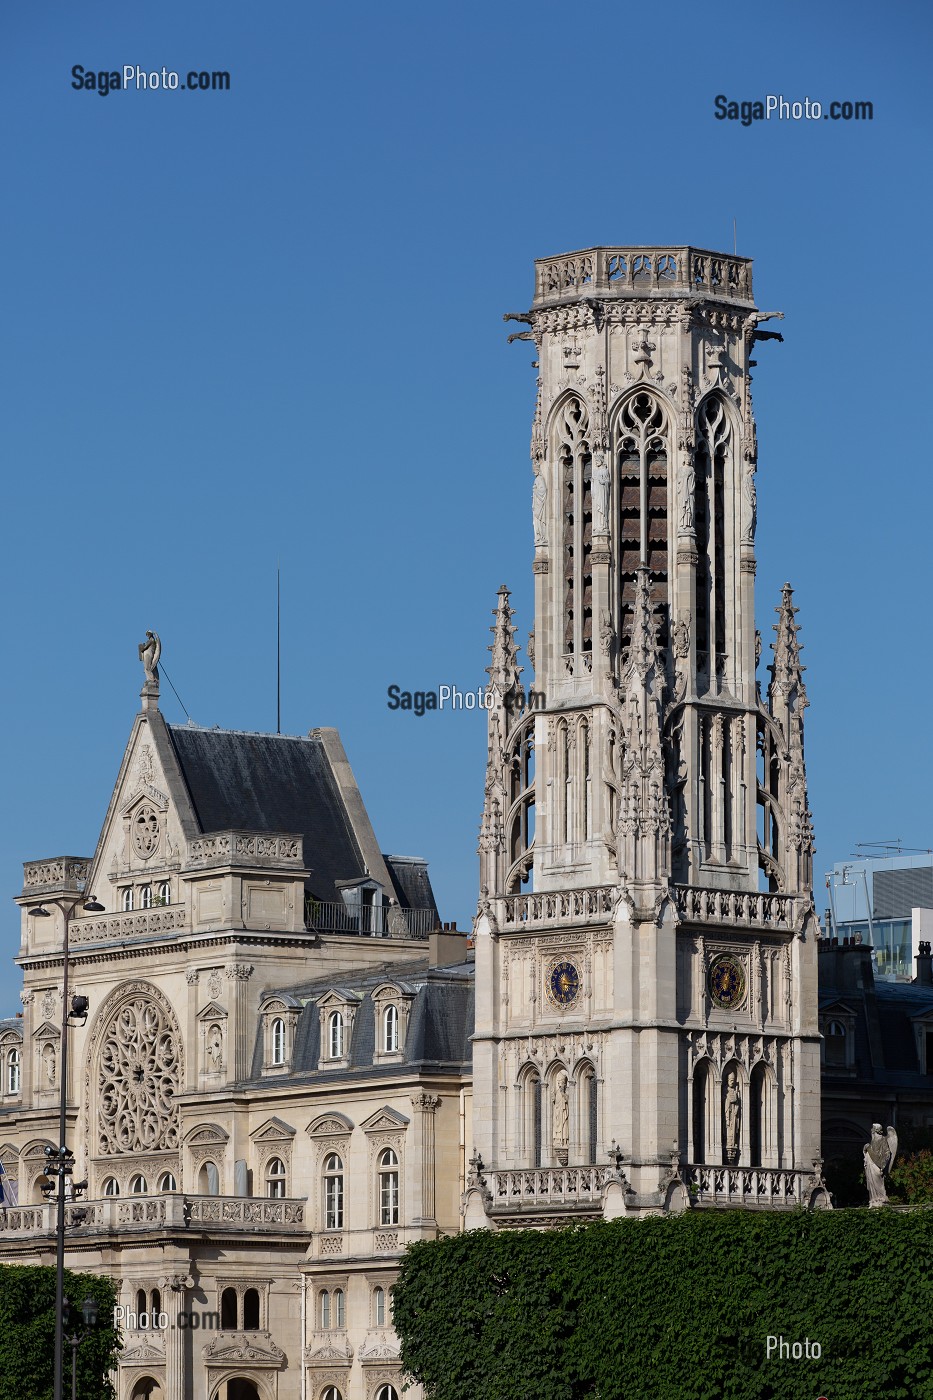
[749,1059,778,1168]
[612,389,671,660]
[573,1060,598,1165]
[515,1063,542,1168]
[549,393,592,673]
[505,712,535,893]
[690,1059,716,1166]
[85,982,183,1184]
[693,393,738,689]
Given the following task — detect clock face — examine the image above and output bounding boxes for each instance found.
[709,954,746,1011]
[547,960,580,1009]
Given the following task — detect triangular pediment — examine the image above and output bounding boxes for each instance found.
[315,988,362,1010]
[819,998,859,1018]
[184,1122,230,1147]
[359,1106,410,1132]
[31,1021,58,1041]
[196,1001,228,1023]
[306,1112,354,1137]
[259,992,301,1013]
[371,980,415,1001]
[85,709,201,906]
[250,1116,297,1144]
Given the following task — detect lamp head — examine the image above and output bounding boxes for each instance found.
[28,906,50,919]
[82,898,104,913]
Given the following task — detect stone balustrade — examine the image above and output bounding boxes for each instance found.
[187,831,305,870]
[69,903,187,946]
[22,857,91,893]
[684,1164,809,1207]
[486,1166,604,1215]
[499,887,616,930]
[672,885,796,932]
[533,246,754,308]
[0,1193,306,1236]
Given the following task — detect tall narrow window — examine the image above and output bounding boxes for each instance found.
[555,395,593,671]
[383,1004,399,1053]
[266,1157,286,1198]
[378,1147,399,1225]
[221,1288,238,1330]
[580,719,590,841]
[615,392,669,660]
[271,1017,286,1065]
[324,1153,344,1229]
[157,880,170,905]
[320,1289,331,1329]
[140,885,153,909]
[334,1287,346,1328]
[150,1289,161,1318]
[328,1011,344,1059]
[373,1285,386,1326]
[103,1177,120,1197]
[7,1048,20,1094]
[695,396,731,685]
[121,888,134,912]
[243,1288,260,1330]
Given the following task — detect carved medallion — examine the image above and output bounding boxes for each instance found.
[708,954,747,1011]
[132,804,161,859]
[98,996,180,1154]
[546,960,581,1010]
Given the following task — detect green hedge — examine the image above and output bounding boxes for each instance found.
[393,1209,933,1400]
[0,1266,120,1400]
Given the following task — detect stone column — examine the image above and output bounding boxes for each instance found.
[161,1272,191,1399]
[225,963,254,1082]
[410,1093,440,1225]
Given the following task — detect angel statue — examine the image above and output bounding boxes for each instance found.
[863,1123,897,1207]
[138,630,161,686]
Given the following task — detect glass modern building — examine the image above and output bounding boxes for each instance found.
[824,852,933,981]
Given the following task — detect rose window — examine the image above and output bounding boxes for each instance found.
[98,997,180,1155]
[132,804,161,859]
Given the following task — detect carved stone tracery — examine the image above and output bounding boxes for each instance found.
[97,993,181,1155]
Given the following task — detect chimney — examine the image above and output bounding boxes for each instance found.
[428,923,468,968]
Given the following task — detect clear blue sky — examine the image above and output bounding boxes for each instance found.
[1,1,930,1008]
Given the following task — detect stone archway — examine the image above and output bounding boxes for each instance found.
[129,1379,163,1400]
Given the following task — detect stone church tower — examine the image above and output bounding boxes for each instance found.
[467,246,828,1223]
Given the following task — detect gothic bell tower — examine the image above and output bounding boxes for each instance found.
[466,247,827,1225]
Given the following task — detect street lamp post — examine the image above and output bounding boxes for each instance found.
[63,1293,99,1400]
[28,893,103,1400]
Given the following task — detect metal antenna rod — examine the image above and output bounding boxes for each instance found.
[276,563,281,735]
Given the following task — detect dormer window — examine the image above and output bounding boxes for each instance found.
[371,982,413,1063]
[6,1047,21,1095]
[383,1004,399,1053]
[328,1011,344,1060]
[259,996,300,1075]
[271,1018,286,1066]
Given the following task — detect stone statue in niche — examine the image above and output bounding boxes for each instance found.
[863,1123,897,1207]
[139,631,161,686]
[532,471,548,547]
[723,1070,741,1165]
[207,1026,223,1070]
[592,452,610,535]
[43,1043,57,1087]
[552,1072,570,1162]
[680,457,696,532]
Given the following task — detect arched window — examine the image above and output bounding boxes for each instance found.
[691,1061,715,1166]
[103,1177,120,1196]
[694,395,731,685]
[129,1173,148,1194]
[150,1289,161,1318]
[378,1147,399,1226]
[376,1386,400,1400]
[157,881,170,905]
[614,390,670,661]
[324,1153,344,1230]
[333,1287,345,1328]
[319,1289,331,1329]
[373,1285,386,1327]
[328,1011,344,1059]
[825,1020,847,1068]
[243,1287,260,1330]
[266,1157,287,1198]
[322,1388,343,1400]
[7,1047,21,1094]
[157,1171,177,1192]
[383,1004,399,1053]
[121,888,134,912]
[271,1017,286,1066]
[221,1287,238,1330]
[198,1161,219,1196]
[579,1064,598,1164]
[136,1288,146,1318]
[519,1069,542,1168]
[555,395,593,668]
[140,885,153,909]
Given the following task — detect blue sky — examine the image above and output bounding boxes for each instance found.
[1,1,930,1007]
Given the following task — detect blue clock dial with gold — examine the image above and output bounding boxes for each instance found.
[548,960,580,1008]
[708,954,746,1011]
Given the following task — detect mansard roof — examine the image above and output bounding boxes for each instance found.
[164,723,437,912]
[244,959,475,1086]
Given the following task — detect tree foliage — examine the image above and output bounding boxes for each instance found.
[393,1210,933,1400]
[0,1265,120,1400]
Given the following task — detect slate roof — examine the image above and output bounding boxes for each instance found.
[166,726,434,910]
[245,959,475,1086]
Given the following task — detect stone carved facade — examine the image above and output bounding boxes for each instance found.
[469,244,825,1226]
